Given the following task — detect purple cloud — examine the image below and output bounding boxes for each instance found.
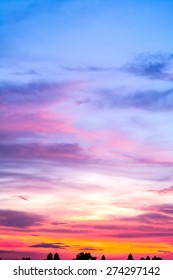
[62,65,114,72]
[0,250,17,254]
[158,250,173,254]
[122,52,173,81]
[114,152,173,168]
[39,228,88,234]
[0,80,77,107]
[0,142,92,164]
[157,186,173,194]
[29,242,69,249]
[122,210,173,225]
[155,204,173,215]
[142,204,173,216]
[114,232,173,238]
[12,195,29,201]
[14,70,40,76]
[79,247,103,251]
[0,210,44,228]
[96,88,173,111]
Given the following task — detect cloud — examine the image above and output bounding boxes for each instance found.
[79,247,103,251]
[122,205,173,225]
[0,170,53,186]
[12,195,29,201]
[75,97,90,105]
[86,221,173,239]
[39,228,87,234]
[122,52,173,81]
[0,131,37,143]
[29,242,69,249]
[157,186,173,194]
[0,132,16,142]
[158,250,173,253]
[0,210,44,228]
[154,204,173,215]
[0,250,17,254]
[96,88,173,111]
[93,224,121,230]
[120,152,173,167]
[114,232,173,238]
[0,111,78,136]
[0,142,92,164]
[62,65,114,73]
[142,204,173,216]
[131,212,172,222]
[14,70,40,76]
[0,80,82,109]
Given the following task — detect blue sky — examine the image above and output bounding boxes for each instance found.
[1,0,173,67]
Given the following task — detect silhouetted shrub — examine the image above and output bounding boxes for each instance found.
[54,253,60,260]
[75,252,96,260]
[127,254,134,260]
[152,256,162,260]
[47,252,53,260]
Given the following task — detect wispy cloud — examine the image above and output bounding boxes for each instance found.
[122,204,173,225]
[38,228,88,234]
[119,152,173,167]
[62,65,115,73]
[0,210,44,228]
[79,247,103,251]
[14,70,40,76]
[151,204,173,215]
[29,242,69,249]
[157,186,173,194]
[12,195,29,201]
[0,250,17,254]
[158,250,173,254]
[123,212,172,223]
[0,81,77,106]
[122,52,173,81]
[114,231,173,239]
[96,88,173,111]
[0,142,93,164]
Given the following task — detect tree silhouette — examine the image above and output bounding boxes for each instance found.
[101,255,106,260]
[54,253,60,260]
[75,252,96,260]
[0,251,164,261]
[47,252,53,260]
[127,254,134,260]
[152,256,162,260]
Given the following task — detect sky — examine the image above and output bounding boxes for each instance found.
[0,0,173,260]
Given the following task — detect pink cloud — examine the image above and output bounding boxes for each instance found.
[12,195,29,201]
[0,80,84,107]
[0,110,78,134]
[0,142,93,164]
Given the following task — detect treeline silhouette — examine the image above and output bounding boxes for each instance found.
[127,254,162,260]
[0,252,162,260]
